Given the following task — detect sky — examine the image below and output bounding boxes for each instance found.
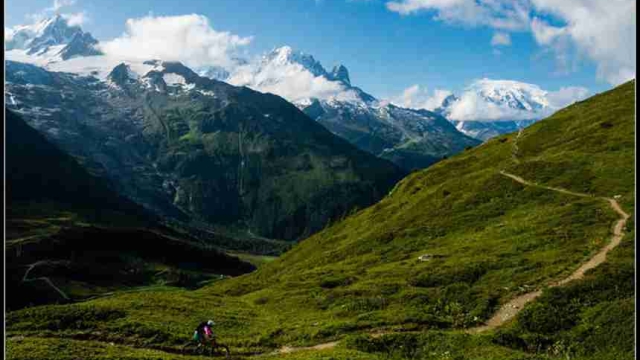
[5,0,636,102]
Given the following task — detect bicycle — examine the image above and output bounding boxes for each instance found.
[182,339,230,358]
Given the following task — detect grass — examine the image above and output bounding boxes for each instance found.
[6,80,635,359]
[230,253,279,268]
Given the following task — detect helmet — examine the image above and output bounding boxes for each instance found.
[207,320,215,326]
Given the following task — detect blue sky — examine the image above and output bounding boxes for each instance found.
[6,0,633,99]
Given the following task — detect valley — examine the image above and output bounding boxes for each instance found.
[4,8,635,360]
[6,75,635,359]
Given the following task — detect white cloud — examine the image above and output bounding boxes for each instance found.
[491,32,511,46]
[445,91,538,121]
[386,0,530,30]
[227,58,347,103]
[62,12,87,26]
[48,0,76,12]
[5,27,14,41]
[384,0,635,86]
[99,14,253,68]
[21,0,84,29]
[545,86,589,108]
[389,84,453,110]
[529,0,635,85]
[530,17,565,45]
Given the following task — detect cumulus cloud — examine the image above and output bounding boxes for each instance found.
[48,0,76,12]
[390,84,453,110]
[545,86,589,108]
[227,59,347,103]
[100,14,253,68]
[491,32,511,46]
[530,17,565,45]
[445,91,538,121]
[384,0,635,85]
[529,0,635,85]
[386,0,530,30]
[62,12,87,26]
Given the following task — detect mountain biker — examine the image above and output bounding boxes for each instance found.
[193,320,217,347]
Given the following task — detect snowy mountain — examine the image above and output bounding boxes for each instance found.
[5,58,404,241]
[5,15,101,63]
[5,16,480,171]
[450,119,537,141]
[222,46,479,170]
[465,79,549,112]
[433,79,559,141]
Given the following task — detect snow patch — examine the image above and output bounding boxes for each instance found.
[163,73,187,86]
[197,90,216,96]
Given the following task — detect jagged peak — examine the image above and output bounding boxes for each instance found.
[107,63,139,87]
[262,45,327,77]
[329,64,350,85]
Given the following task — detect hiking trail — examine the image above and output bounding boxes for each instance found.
[467,128,630,333]
[272,128,630,351]
[466,172,629,333]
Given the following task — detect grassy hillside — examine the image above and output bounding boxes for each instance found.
[6,110,255,310]
[6,80,634,359]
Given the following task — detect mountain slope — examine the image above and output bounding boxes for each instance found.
[5,60,405,242]
[308,100,481,170]
[6,80,633,358]
[6,110,255,310]
[6,109,150,225]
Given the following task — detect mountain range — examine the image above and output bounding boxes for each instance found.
[219,46,482,170]
[5,55,404,243]
[6,73,634,359]
[4,12,634,360]
[4,15,487,245]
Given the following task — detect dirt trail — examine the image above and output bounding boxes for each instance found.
[22,260,70,300]
[467,172,630,334]
[276,341,340,354]
[270,178,630,350]
[270,128,632,349]
[511,128,524,163]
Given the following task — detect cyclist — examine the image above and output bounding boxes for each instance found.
[193,319,216,347]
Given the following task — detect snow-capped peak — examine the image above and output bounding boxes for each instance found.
[17,15,82,53]
[328,64,350,85]
[467,78,549,111]
[6,15,102,63]
[261,46,327,78]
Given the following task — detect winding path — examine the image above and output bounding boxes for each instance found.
[467,129,630,332]
[273,128,631,351]
[467,172,629,333]
[276,341,340,354]
[22,260,70,300]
